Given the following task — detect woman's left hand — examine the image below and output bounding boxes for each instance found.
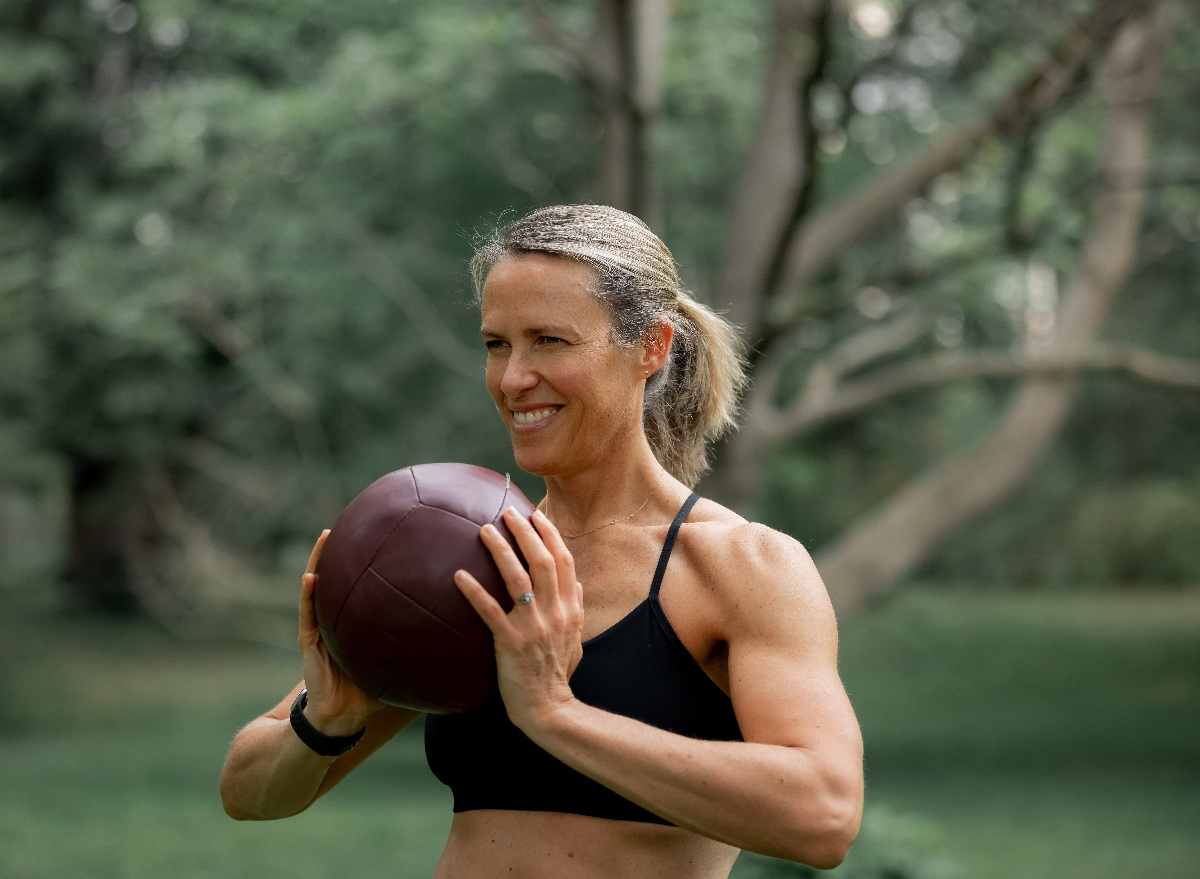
[455,507,584,731]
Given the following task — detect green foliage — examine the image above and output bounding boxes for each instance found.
[2,0,1200,611]
[0,0,579,610]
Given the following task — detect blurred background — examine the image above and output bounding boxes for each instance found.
[1,0,1197,876]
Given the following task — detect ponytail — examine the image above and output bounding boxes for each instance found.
[644,292,747,487]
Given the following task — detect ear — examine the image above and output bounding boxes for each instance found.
[639,321,674,377]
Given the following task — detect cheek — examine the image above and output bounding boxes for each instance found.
[565,351,615,394]
[485,360,504,398]
[576,354,640,414]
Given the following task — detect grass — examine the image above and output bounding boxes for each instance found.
[833,590,1200,879]
[1,588,1197,878]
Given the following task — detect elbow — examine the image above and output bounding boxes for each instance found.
[220,790,303,822]
[219,768,284,822]
[801,825,858,871]
[222,800,254,822]
[220,774,311,822]
[780,791,862,870]
[219,775,256,821]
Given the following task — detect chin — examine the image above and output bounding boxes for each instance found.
[509,443,561,478]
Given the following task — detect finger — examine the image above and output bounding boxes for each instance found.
[530,509,578,604]
[305,529,331,576]
[299,573,319,646]
[480,521,536,602]
[455,569,516,637]
[501,507,561,603]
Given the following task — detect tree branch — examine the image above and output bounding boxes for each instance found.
[184,292,333,464]
[776,341,1200,438]
[518,0,612,92]
[721,309,927,508]
[765,0,1152,332]
[328,212,482,380]
[780,309,928,424]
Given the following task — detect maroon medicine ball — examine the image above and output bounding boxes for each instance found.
[313,463,535,713]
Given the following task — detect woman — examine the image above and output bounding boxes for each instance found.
[220,205,863,878]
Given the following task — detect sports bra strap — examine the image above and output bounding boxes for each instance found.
[649,492,700,599]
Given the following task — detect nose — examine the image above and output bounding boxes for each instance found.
[499,348,539,400]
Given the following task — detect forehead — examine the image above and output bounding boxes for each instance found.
[480,254,610,333]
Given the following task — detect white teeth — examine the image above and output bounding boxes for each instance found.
[513,408,555,425]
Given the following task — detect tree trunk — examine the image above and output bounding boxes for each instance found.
[713,0,828,333]
[63,457,140,613]
[814,5,1173,617]
[592,0,668,221]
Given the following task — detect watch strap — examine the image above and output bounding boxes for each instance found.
[289,688,367,757]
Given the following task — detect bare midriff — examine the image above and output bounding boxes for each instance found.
[432,810,741,879]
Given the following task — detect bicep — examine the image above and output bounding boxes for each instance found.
[723,538,862,768]
[730,638,860,763]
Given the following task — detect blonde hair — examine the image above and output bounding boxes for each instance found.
[472,204,747,488]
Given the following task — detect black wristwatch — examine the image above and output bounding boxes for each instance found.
[289,689,367,757]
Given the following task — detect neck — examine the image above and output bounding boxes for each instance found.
[538,438,679,538]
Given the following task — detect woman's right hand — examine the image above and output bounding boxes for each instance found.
[298,530,386,735]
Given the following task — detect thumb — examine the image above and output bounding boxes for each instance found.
[299,573,321,646]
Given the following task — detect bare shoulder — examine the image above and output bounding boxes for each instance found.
[677,498,836,649]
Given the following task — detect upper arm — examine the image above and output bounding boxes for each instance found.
[716,528,862,782]
[259,681,422,806]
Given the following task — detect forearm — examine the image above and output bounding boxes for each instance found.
[219,716,340,820]
[528,700,862,867]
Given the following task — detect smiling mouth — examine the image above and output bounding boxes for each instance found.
[511,406,560,426]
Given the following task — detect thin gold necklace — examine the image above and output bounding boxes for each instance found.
[547,468,666,540]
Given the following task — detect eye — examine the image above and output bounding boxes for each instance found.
[539,336,566,345]
[484,339,509,350]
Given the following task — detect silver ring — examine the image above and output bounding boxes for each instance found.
[515,591,534,606]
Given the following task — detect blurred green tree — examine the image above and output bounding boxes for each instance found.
[1,0,1198,628]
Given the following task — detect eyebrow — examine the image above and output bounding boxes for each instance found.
[479,325,576,339]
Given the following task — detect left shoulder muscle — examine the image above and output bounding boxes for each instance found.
[688,520,836,656]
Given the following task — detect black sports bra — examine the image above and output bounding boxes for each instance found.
[424,493,743,824]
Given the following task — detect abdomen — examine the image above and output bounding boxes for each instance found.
[433,810,740,879]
